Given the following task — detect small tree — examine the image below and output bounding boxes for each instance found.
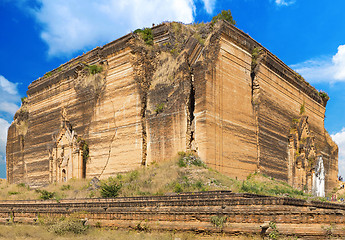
[211,10,236,26]
[100,177,122,198]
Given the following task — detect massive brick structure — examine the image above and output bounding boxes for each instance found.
[6,21,338,195]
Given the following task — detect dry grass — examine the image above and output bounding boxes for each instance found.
[0,155,315,201]
[0,178,100,201]
[0,224,306,240]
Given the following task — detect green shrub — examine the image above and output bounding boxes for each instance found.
[300,102,305,115]
[44,71,52,78]
[47,218,88,235]
[319,90,330,101]
[268,221,279,239]
[85,64,103,75]
[211,10,236,26]
[155,103,164,114]
[8,191,20,195]
[134,28,153,45]
[210,215,227,228]
[20,97,27,104]
[36,190,55,200]
[178,158,186,167]
[100,177,122,198]
[129,170,139,181]
[174,183,183,193]
[60,185,71,191]
[17,183,26,188]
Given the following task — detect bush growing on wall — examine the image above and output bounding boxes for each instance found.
[134,28,153,45]
[211,10,236,26]
[85,64,103,75]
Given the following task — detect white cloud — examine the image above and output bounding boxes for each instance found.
[0,118,10,164]
[201,0,216,14]
[0,75,18,95]
[0,75,20,116]
[291,45,345,84]
[0,102,20,116]
[332,128,345,177]
[0,75,20,165]
[275,0,296,6]
[22,0,196,57]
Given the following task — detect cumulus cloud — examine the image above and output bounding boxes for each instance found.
[201,0,216,14]
[275,0,296,6]
[0,75,20,165]
[0,119,10,164]
[291,45,345,84]
[332,128,345,177]
[0,75,20,116]
[20,0,196,57]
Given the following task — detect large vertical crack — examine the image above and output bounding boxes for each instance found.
[186,67,196,152]
[251,47,265,170]
[141,92,148,165]
[131,41,157,166]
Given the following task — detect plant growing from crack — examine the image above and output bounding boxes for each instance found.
[268,221,280,239]
[300,102,305,115]
[155,103,164,114]
[85,64,103,75]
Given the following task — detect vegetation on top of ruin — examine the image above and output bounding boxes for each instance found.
[211,10,236,26]
[20,96,27,104]
[319,90,330,101]
[133,28,154,45]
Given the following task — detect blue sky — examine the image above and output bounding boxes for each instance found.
[1,0,345,179]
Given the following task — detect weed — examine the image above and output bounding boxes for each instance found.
[44,71,52,78]
[8,191,20,195]
[292,118,299,124]
[268,221,279,239]
[210,215,227,228]
[178,158,187,167]
[36,190,55,200]
[300,102,305,115]
[195,181,203,189]
[155,103,164,114]
[60,185,71,191]
[129,170,139,181]
[134,222,150,232]
[17,183,26,188]
[170,48,179,57]
[174,183,183,193]
[95,222,102,228]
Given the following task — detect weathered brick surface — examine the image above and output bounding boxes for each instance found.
[1,191,345,237]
